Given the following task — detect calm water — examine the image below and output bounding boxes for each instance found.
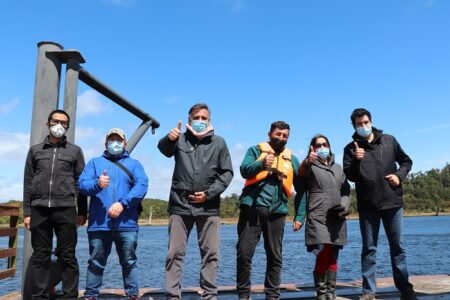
[1,215,449,295]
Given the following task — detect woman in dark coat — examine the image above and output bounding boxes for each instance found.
[299,134,351,300]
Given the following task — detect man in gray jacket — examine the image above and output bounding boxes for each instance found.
[158,103,233,300]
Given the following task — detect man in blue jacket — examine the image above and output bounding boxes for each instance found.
[79,128,148,300]
[343,108,417,300]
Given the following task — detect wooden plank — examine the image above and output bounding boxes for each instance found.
[0,268,16,280]
[0,248,16,259]
[0,204,20,217]
[0,228,17,237]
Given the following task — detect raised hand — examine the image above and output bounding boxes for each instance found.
[307,146,318,164]
[354,142,365,160]
[168,120,182,141]
[264,153,275,168]
[98,170,110,189]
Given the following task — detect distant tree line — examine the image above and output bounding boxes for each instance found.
[1,164,449,224]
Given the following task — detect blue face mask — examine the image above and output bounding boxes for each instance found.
[356,126,372,138]
[107,140,124,155]
[192,120,208,133]
[316,147,330,159]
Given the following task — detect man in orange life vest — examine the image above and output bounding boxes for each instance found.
[236,121,306,300]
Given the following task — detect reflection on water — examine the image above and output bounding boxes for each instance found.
[1,215,449,295]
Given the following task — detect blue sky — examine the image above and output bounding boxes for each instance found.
[1,0,449,202]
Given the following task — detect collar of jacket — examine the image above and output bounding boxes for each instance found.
[102,150,130,161]
[352,127,383,145]
[313,153,336,169]
[44,135,67,147]
[185,129,214,143]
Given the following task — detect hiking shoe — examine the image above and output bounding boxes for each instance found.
[359,294,375,300]
[401,290,418,300]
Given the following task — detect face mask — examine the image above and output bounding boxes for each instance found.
[316,147,330,159]
[49,124,66,138]
[192,120,208,133]
[107,140,124,155]
[356,126,372,138]
[270,137,287,150]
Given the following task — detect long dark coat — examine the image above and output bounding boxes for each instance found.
[299,155,351,247]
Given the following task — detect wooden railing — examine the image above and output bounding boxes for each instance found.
[0,203,19,280]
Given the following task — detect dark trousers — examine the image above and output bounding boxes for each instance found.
[30,206,79,299]
[236,206,285,299]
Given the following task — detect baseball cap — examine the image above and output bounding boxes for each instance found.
[106,128,126,140]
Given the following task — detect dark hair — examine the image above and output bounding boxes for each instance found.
[308,134,332,156]
[188,103,211,120]
[48,109,70,127]
[270,121,290,132]
[350,108,371,127]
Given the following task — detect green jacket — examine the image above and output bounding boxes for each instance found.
[238,144,306,221]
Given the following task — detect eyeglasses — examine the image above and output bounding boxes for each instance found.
[49,119,68,126]
[314,142,329,148]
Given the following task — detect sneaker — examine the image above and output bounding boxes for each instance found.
[359,294,375,300]
[401,290,418,300]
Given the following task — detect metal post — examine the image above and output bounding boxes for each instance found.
[22,41,63,299]
[59,51,85,143]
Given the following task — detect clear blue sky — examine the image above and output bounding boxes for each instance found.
[1,0,449,201]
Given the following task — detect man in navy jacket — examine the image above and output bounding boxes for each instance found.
[79,128,148,300]
[343,108,417,300]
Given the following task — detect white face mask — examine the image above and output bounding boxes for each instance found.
[49,124,67,138]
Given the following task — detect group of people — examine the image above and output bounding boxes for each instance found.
[23,104,418,300]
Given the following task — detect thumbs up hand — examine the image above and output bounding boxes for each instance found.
[307,146,318,164]
[168,120,182,141]
[264,153,275,168]
[98,170,110,189]
[354,142,365,160]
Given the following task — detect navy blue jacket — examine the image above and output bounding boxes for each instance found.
[343,128,412,211]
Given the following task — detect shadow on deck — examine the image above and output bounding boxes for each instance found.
[2,274,450,299]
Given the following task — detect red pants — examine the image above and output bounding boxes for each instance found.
[314,244,338,274]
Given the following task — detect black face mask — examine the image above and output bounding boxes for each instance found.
[269,137,287,151]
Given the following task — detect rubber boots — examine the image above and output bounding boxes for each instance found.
[326,270,337,300]
[313,272,327,300]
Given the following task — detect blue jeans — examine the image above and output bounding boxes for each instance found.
[84,231,138,298]
[359,207,413,295]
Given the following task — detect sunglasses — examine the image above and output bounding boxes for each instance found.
[49,118,68,126]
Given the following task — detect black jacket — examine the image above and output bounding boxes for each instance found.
[158,130,233,216]
[23,136,87,216]
[343,128,412,211]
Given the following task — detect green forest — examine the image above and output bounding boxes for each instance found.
[1,164,449,224]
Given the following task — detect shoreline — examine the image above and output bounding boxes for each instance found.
[6,212,449,228]
[138,211,450,226]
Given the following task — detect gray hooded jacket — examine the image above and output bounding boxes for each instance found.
[158,130,233,216]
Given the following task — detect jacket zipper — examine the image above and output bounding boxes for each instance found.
[48,147,57,207]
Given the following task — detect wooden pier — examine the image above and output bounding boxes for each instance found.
[1,274,449,299]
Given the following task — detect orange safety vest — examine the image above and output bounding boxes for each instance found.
[244,142,294,198]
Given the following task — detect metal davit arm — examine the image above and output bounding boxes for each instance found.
[78,67,160,153]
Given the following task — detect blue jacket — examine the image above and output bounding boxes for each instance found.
[79,150,148,232]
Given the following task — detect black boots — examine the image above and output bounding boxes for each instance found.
[313,272,327,300]
[313,270,337,300]
[326,270,337,300]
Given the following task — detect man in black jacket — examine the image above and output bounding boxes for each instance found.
[23,109,87,299]
[343,108,417,300]
[158,103,233,300]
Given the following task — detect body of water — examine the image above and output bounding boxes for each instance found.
[1,215,449,295]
